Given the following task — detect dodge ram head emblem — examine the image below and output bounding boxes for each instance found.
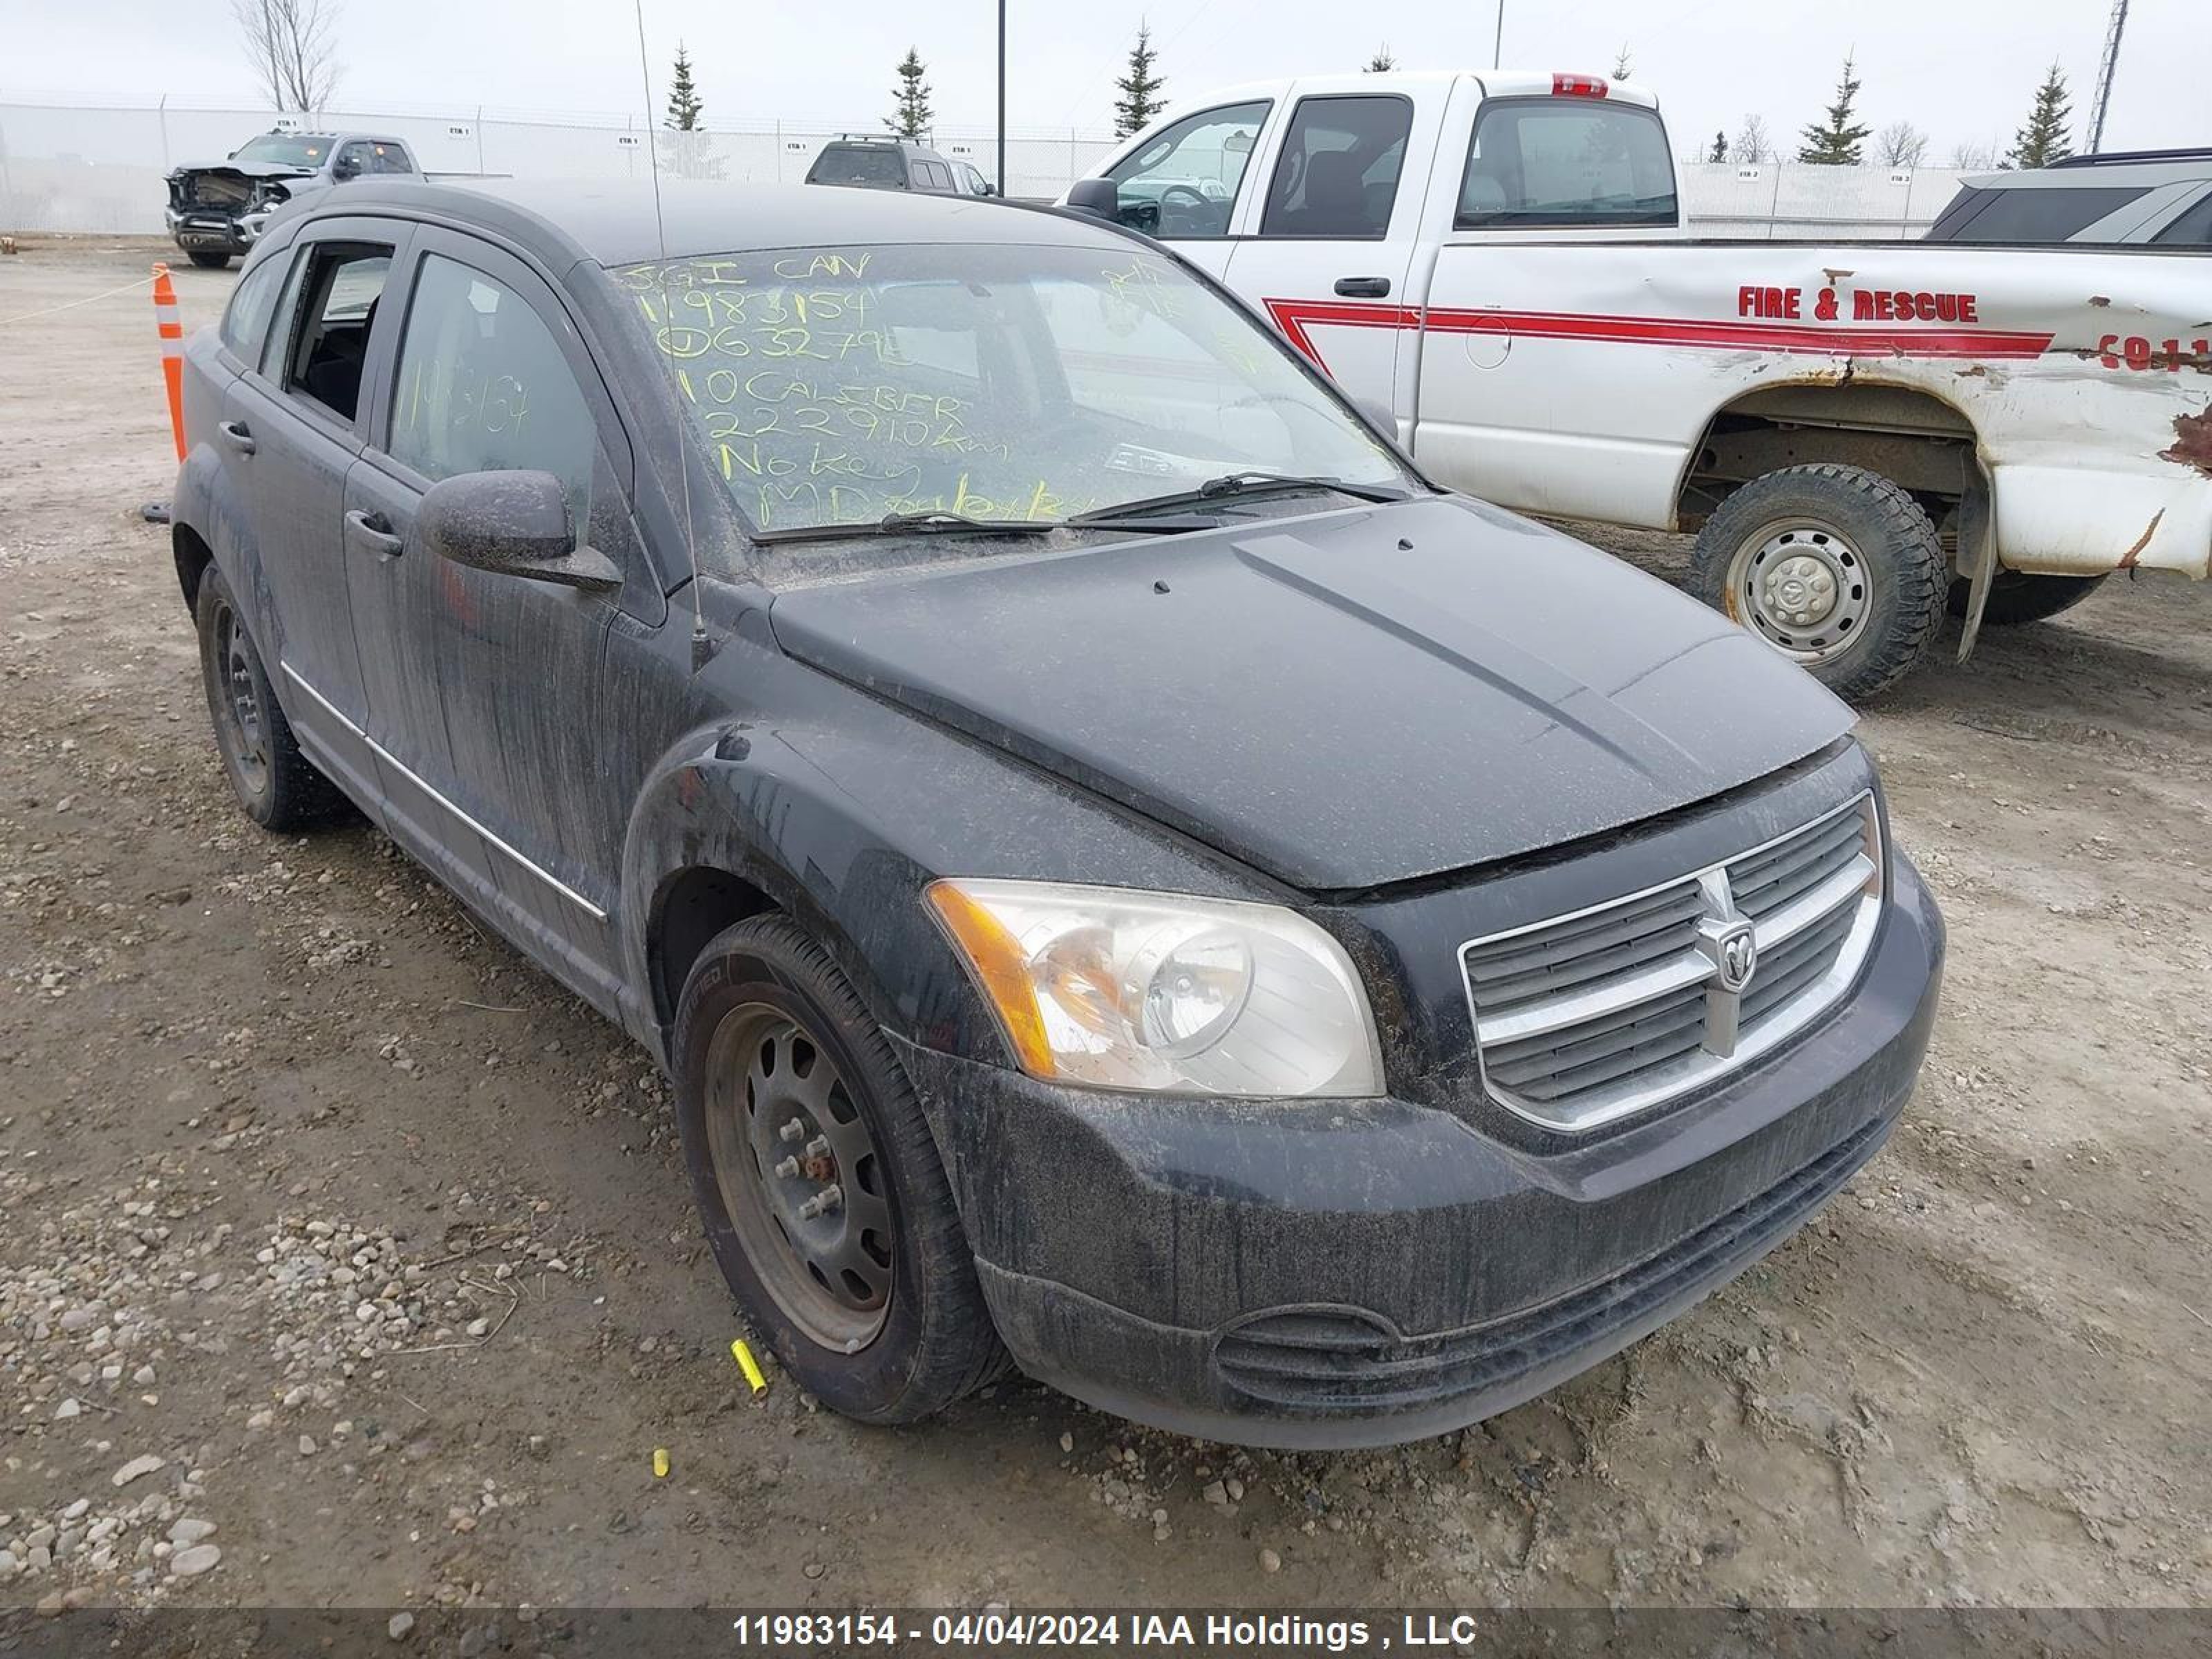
[1714,921,1759,993]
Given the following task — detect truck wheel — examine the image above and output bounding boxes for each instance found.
[194,566,345,830]
[1946,570,2108,626]
[187,251,232,270]
[673,915,1006,1424]
[1691,463,1947,702]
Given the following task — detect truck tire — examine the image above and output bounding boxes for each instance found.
[1946,570,2108,626]
[673,915,1007,1425]
[194,565,346,830]
[187,251,232,270]
[1691,464,1947,703]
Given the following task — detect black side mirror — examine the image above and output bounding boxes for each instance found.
[1064,177,1120,221]
[332,156,361,181]
[417,470,621,592]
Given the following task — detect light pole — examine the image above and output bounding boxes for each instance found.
[1492,1,1504,70]
[997,0,1007,195]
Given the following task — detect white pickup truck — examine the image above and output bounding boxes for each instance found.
[1065,71,2212,698]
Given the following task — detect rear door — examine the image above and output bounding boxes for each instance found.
[1224,88,1434,423]
[222,218,408,809]
[344,228,644,1006]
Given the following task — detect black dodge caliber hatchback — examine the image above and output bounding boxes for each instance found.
[171,180,1943,1447]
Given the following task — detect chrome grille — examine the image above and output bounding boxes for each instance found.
[1459,794,1882,1132]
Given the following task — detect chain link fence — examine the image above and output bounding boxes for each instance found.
[1,97,1967,241]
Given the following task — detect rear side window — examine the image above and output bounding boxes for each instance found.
[367,141,413,176]
[220,253,289,361]
[1456,98,1677,229]
[1259,95,1413,239]
[809,146,905,186]
[914,160,951,191]
[1105,100,1271,238]
[281,243,393,422]
[1924,184,2147,243]
[387,253,596,523]
[2151,190,2212,247]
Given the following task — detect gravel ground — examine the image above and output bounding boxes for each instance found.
[1,240,2208,1618]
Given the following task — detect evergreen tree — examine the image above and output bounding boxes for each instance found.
[2008,62,2074,168]
[1365,45,1396,73]
[1114,25,1167,138]
[886,48,933,140]
[1797,53,1871,165]
[664,42,703,131]
[1611,46,1632,82]
[1707,131,1728,163]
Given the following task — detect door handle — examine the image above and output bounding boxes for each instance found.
[1333,276,1391,299]
[217,419,256,455]
[345,509,404,558]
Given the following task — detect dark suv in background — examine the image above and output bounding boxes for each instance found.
[1925,147,2212,246]
[804,135,994,196]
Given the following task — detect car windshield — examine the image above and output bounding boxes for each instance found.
[611,242,1412,540]
[230,135,330,167]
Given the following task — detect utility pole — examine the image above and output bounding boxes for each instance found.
[2088,0,2127,154]
[997,0,1007,196]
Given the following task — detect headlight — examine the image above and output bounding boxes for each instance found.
[926,879,1382,1098]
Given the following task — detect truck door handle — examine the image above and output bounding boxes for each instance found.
[345,509,404,558]
[1333,276,1391,299]
[217,420,256,455]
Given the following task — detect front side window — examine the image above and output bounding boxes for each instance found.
[1104,101,1271,237]
[220,252,289,361]
[1456,98,1678,229]
[281,243,393,422]
[387,253,596,524]
[1259,96,1413,239]
[612,242,1412,548]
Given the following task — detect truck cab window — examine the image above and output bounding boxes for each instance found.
[387,252,597,527]
[1259,96,1413,239]
[1105,101,1270,237]
[1456,99,1678,229]
[282,245,393,422]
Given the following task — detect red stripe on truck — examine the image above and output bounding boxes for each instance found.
[1263,297,2056,375]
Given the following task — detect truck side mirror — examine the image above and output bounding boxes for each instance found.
[1064,178,1120,222]
[418,470,620,592]
[332,156,362,181]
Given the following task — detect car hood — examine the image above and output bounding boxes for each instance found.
[767,495,1855,892]
[169,160,316,181]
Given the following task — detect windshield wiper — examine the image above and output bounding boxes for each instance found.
[1068,472,1409,527]
[752,510,1065,545]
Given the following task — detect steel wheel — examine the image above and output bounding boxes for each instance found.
[207,594,271,800]
[703,1003,894,1351]
[1723,521,1872,664]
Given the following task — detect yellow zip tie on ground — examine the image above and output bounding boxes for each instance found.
[731,1338,769,1395]
[652,1447,670,1479]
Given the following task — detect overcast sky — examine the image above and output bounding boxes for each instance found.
[6,0,2200,158]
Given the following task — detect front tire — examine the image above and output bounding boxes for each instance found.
[186,250,232,270]
[673,915,1005,1424]
[1691,463,1948,703]
[1946,570,2108,626]
[194,566,343,830]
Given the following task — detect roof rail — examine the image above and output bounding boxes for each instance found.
[2050,146,2212,169]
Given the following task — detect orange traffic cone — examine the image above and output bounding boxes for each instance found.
[153,263,185,462]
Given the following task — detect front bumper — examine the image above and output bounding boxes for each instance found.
[901,856,1944,1449]
[166,208,269,254]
